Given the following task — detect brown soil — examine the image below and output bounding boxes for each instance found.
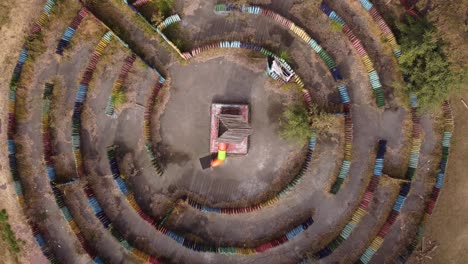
[414,92,468,264]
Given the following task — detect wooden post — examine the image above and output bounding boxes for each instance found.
[461,98,468,110]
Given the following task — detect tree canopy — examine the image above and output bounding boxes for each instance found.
[395,16,463,109]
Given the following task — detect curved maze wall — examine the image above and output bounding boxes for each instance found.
[3,0,454,263]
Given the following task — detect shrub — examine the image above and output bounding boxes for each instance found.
[112,90,127,109]
[149,0,175,24]
[279,50,292,64]
[330,20,343,33]
[156,0,174,18]
[395,16,463,109]
[0,209,22,253]
[280,103,311,144]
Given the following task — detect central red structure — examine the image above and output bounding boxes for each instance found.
[210,103,250,155]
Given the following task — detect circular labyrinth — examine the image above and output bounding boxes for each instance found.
[3,1,454,264]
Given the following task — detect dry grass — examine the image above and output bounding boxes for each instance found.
[0,1,13,30]
[45,76,64,130]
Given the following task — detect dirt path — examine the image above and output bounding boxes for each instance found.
[419,94,468,264]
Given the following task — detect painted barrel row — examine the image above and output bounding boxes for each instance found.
[82,184,161,264]
[56,8,89,55]
[396,101,453,263]
[31,0,56,34]
[214,3,240,13]
[309,140,387,260]
[8,48,28,143]
[72,31,114,178]
[31,222,59,263]
[242,5,261,15]
[356,97,422,264]
[121,0,185,58]
[330,87,353,193]
[9,146,58,261]
[107,145,314,255]
[153,13,186,58]
[186,131,317,214]
[7,1,61,260]
[320,2,385,107]
[357,180,409,264]
[358,0,401,58]
[105,147,163,263]
[144,79,165,176]
[184,41,304,89]
[319,4,345,27]
[41,83,104,263]
[405,95,422,180]
[213,4,343,81]
[105,54,137,116]
[109,146,172,230]
[157,14,181,30]
[156,25,186,59]
[302,89,313,112]
[360,139,387,209]
[222,4,354,193]
[53,184,104,263]
[163,218,314,254]
[132,0,150,8]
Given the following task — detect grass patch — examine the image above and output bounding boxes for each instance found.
[15,84,30,122]
[112,90,127,109]
[24,33,47,62]
[280,82,299,91]
[0,209,23,254]
[279,50,292,64]
[279,102,311,144]
[330,20,343,33]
